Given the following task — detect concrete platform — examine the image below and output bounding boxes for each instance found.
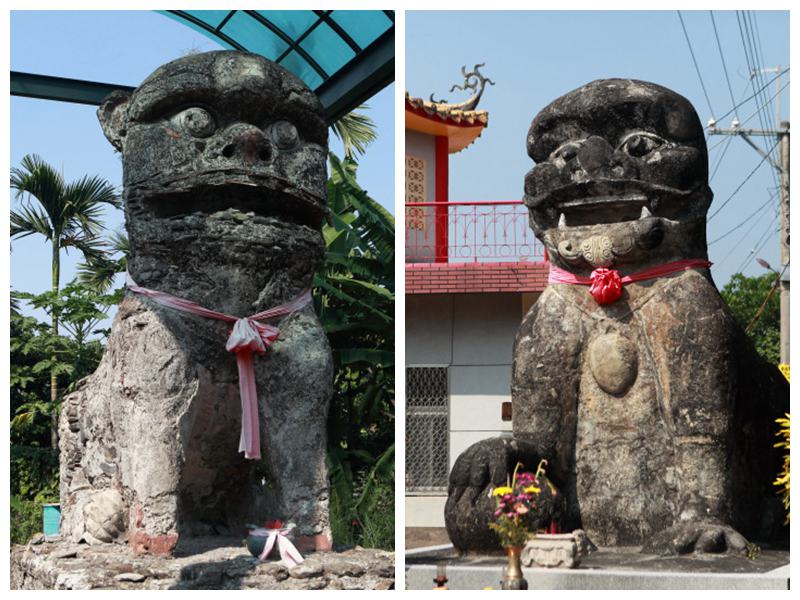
[405,544,790,590]
[12,536,395,590]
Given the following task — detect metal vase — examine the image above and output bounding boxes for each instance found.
[501,545,528,590]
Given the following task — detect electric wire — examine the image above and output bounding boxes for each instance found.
[739,79,791,129]
[678,11,715,118]
[708,189,778,245]
[707,138,779,222]
[712,205,774,273]
[710,11,739,119]
[738,11,780,190]
[747,14,781,189]
[709,134,734,182]
[734,213,779,275]
[750,12,779,131]
[714,67,789,124]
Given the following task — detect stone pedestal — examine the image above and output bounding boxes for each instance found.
[11,537,394,590]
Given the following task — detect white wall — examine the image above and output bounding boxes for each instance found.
[406,292,540,527]
[405,130,436,202]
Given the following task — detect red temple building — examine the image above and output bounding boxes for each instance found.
[404,75,550,528]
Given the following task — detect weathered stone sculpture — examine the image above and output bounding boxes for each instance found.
[59,51,333,555]
[446,79,788,554]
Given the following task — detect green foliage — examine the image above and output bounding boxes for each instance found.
[10,154,121,249]
[10,282,112,546]
[720,272,780,364]
[10,283,115,445]
[11,154,120,447]
[10,446,59,545]
[77,230,129,293]
[330,104,378,159]
[317,153,394,549]
[10,308,53,446]
[11,446,59,500]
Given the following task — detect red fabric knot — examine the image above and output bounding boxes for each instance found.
[589,268,623,305]
[548,259,712,306]
[225,318,280,355]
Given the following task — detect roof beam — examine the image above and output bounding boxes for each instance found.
[11,27,394,123]
[10,71,134,106]
[315,27,394,123]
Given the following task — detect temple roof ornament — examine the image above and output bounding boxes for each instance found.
[429,63,495,111]
[405,65,492,154]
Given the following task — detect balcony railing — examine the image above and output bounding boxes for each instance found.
[405,201,545,263]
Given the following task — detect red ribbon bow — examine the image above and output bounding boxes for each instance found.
[589,268,623,305]
[548,259,713,305]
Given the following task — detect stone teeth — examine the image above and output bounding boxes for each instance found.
[640,206,652,219]
[558,213,567,229]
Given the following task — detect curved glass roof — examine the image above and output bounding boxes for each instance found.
[10,9,394,123]
[161,10,393,90]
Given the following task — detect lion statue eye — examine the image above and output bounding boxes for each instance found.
[269,120,300,150]
[618,132,666,158]
[173,107,215,138]
[550,141,583,166]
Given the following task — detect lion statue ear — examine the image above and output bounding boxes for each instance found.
[97,90,131,152]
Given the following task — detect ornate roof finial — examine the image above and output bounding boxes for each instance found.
[430,63,494,111]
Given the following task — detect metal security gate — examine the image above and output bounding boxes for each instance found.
[406,366,449,493]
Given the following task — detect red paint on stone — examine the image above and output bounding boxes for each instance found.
[295,533,333,552]
[130,529,179,556]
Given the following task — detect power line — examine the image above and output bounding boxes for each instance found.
[707,138,780,221]
[738,11,780,190]
[678,11,715,118]
[734,213,779,274]
[714,67,789,124]
[709,134,734,182]
[750,12,778,130]
[708,189,778,245]
[710,11,739,119]
[712,205,774,273]
[739,78,791,129]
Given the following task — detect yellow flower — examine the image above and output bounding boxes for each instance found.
[523,485,541,494]
[492,486,513,497]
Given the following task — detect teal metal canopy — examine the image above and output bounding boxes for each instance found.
[10,9,394,123]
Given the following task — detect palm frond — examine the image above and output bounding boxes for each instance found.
[10,204,54,240]
[330,104,378,159]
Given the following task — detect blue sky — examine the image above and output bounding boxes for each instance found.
[407,10,789,289]
[10,10,394,323]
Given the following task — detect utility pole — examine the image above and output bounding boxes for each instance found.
[707,74,790,363]
[778,121,789,364]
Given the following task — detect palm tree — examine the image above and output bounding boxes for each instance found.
[331,104,378,159]
[77,230,129,293]
[10,154,120,448]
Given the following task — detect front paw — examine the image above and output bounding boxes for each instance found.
[444,437,542,553]
[644,520,748,555]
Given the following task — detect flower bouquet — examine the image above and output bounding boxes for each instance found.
[489,459,557,590]
[245,519,304,567]
[489,459,555,547]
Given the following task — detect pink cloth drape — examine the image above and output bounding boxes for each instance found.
[249,527,305,567]
[126,274,311,459]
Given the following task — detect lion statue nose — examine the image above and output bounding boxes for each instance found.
[575,136,638,180]
[216,124,273,164]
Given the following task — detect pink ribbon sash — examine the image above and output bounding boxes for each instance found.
[125,274,311,460]
[548,259,712,304]
[250,527,305,567]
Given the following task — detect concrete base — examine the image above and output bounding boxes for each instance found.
[405,544,789,590]
[12,536,394,590]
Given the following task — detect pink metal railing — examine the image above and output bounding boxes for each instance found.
[405,201,545,264]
